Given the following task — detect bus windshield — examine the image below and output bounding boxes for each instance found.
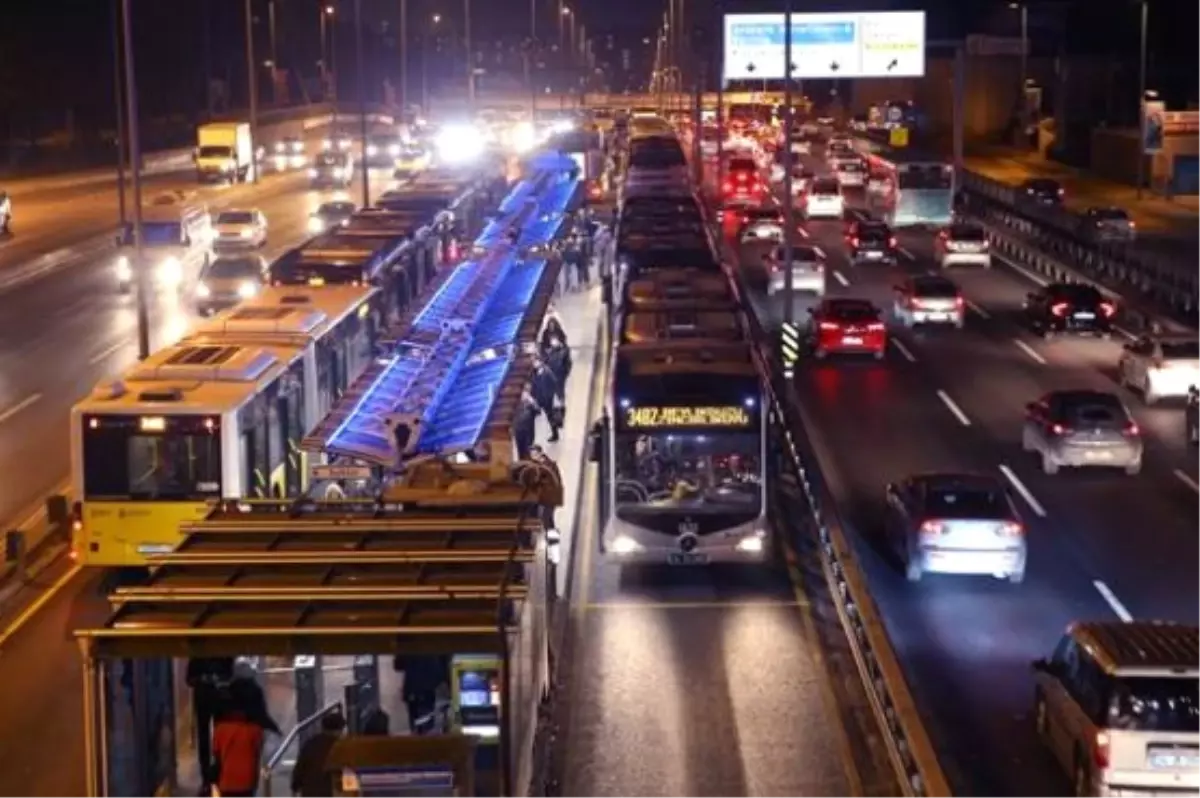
[897,164,953,190]
[613,432,762,515]
[82,414,222,501]
[272,260,368,286]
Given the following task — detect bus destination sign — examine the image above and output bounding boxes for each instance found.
[624,405,752,429]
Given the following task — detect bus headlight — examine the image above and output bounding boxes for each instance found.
[115,256,132,281]
[367,145,378,157]
[195,282,211,298]
[611,535,642,555]
[158,256,182,286]
[736,534,765,554]
[237,280,259,298]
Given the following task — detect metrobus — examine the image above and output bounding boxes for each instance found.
[863,149,955,227]
[591,327,770,565]
[69,284,381,567]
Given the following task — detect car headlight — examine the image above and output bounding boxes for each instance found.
[115,256,131,281]
[736,535,765,554]
[610,535,642,555]
[322,139,333,150]
[308,168,318,178]
[308,216,325,233]
[158,256,182,285]
[240,228,253,239]
[274,142,285,153]
[389,144,401,156]
[291,142,304,153]
[237,281,258,299]
[274,155,286,169]
[195,283,211,298]
[367,145,378,157]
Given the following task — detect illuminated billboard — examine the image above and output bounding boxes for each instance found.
[722,12,926,81]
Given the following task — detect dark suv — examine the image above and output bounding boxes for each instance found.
[1019,178,1064,206]
[845,220,897,264]
[1024,282,1115,337]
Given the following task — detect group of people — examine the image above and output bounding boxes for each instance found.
[559,209,613,294]
[515,315,573,460]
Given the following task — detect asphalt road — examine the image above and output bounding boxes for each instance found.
[0,164,403,797]
[744,175,1198,795]
[555,251,897,798]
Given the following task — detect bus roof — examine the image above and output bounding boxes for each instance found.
[615,339,758,377]
[868,147,950,167]
[189,283,377,344]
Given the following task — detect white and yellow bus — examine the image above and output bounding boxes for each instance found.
[69,283,380,567]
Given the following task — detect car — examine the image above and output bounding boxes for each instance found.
[802,177,844,219]
[721,157,765,204]
[788,131,813,156]
[892,274,965,328]
[1080,206,1136,243]
[764,243,826,297]
[737,207,785,242]
[806,297,886,359]
[1118,333,1200,405]
[934,222,992,268]
[365,136,403,168]
[322,133,354,152]
[308,200,357,234]
[212,209,267,249]
[1019,177,1064,206]
[194,254,269,314]
[393,146,430,177]
[1024,282,1116,338]
[1022,389,1144,475]
[1032,621,1200,797]
[792,167,816,196]
[271,136,306,170]
[884,473,1027,583]
[845,220,897,263]
[834,159,866,188]
[0,189,10,234]
[309,151,354,188]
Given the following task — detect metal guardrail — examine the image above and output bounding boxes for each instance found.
[260,700,344,796]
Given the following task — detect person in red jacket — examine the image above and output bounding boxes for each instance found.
[211,704,264,797]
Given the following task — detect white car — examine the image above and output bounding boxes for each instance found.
[213,209,267,249]
[1118,333,1200,405]
[738,208,785,242]
[765,243,826,297]
[893,274,965,328]
[935,222,992,268]
[802,177,844,219]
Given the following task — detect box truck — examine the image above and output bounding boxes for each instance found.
[195,122,253,183]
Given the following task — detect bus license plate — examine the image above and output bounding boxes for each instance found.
[668,553,709,566]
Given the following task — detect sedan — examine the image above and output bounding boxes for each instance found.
[806,298,886,359]
[213,209,267,250]
[1022,390,1143,475]
[738,208,785,242]
[934,222,991,268]
[1024,282,1115,338]
[1118,334,1200,404]
[765,243,826,297]
[885,473,1027,583]
[308,200,357,235]
[1019,178,1064,206]
[1080,206,1136,243]
[892,274,965,328]
[194,254,268,314]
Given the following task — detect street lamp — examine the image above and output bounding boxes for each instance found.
[1009,3,1028,106]
[119,0,150,359]
[422,14,442,112]
[320,5,337,102]
[1135,0,1149,198]
[465,0,475,108]
[243,0,259,183]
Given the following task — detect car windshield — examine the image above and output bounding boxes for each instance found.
[897,164,953,190]
[1162,341,1200,360]
[1063,396,1126,429]
[949,224,986,241]
[858,224,890,240]
[216,211,255,225]
[812,178,839,194]
[1051,284,1104,305]
[912,277,959,298]
[197,145,231,158]
[924,485,1010,519]
[1109,677,1200,733]
[118,221,182,247]
[1028,179,1060,192]
[1091,207,1129,221]
[316,152,348,166]
[826,301,877,322]
[838,162,862,172]
[206,258,263,279]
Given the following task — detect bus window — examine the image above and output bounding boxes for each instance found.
[897,165,952,190]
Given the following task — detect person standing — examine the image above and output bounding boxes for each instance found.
[545,339,572,403]
[514,392,539,460]
[187,657,235,795]
[210,697,265,797]
[530,362,561,443]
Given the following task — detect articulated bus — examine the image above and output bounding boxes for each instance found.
[592,330,770,565]
[69,284,380,567]
[863,149,955,227]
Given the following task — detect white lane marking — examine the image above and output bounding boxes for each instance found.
[1014,338,1048,365]
[998,464,1047,518]
[831,269,850,287]
[890,337,918,363]
[795,227,810,239]
[1093,580,1134,622]
[995,254,1049,287]
[1113,324,1137,341]
[0,394,41,425]
[1174,469,1199,493]
[89,340,128,365]
[898,247,915,261]
[936,390,972,426]
[966,299,991,319]
[0,564,83,651]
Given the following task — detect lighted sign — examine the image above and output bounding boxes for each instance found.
[624,406,752,428]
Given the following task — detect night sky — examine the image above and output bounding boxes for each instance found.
[0,0,1193,128]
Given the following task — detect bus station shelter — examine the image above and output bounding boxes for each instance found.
[75,498,552,797]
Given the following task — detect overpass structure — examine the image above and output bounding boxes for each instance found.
[427,90,791,117]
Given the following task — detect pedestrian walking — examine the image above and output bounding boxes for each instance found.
[210,694,266,797]
[514,392,539,460]
[545,339,572,403]
[187,657,234,795]
[530,362,561,443]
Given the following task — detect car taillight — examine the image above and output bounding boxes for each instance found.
[1100,301,1117,318]
[1051,302,1070,317]
[1051,423,1070,435]
[1128,220,1136,229]
[1124,422,1140,436]
[955,296,965,310]
[722,181,733,193]
[736,172,748,183]
[818,321,841,332]
[888,236,897,248]
[919,520,945,538]
[850,237,859,248]
[996,521,1023,537]
[1058,187,1065,196]
[1094,732,1110,769]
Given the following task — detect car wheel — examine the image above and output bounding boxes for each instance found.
[1034,689,1048,736]
[1042,452,1059,475]
[905,555,922,582]
[1125,459,1142,476]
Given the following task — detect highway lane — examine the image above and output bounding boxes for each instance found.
[0,168,401,797]
[756,186,1197,794]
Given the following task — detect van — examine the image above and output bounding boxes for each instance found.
[1033,621,1199,796]
[113,195,212,294]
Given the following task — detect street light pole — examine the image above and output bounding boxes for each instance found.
[121,0,150,360]
[399,0,408,114]
[1135,0,1148,199]
[268,0,278,104]
[355,0,369,207]
[782,0,795,326]
[465,0,475,109]
[319,7,328,95]
[111,0,128,227]
[243,0,259,182]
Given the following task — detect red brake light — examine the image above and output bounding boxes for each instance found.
[997,521,1023,537]
[736,172,748,183]
[1125,422,1140,436]
[1050,302,1069,317]
[1100,301,1117,318]
[1051,423,1069,435]
[919,520,945,538]
[1094,732,1110,769]
[850,237,859,248]
[888,236,897,248]
[955,296,965,309]
[722,181,733,193]
[818,321,841,332]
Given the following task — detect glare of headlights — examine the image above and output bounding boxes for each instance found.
[436,124,484,164]
[367,145,378,156]
[237,281,258,299]
[511,122,536,154]
[158,257,182,286]
[736,536,764,554]
[610,535,642,555]
[195,283,211,298]
[307,216,325,233]
[240,228,253,238]
[115,256,132,280]
[322,139,332,150]
[274,142,285,153]
[388,144,401,156]
[308,167,318,178]
[274,155,286,169]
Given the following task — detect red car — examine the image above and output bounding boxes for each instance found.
[721,157,765,204]
[807,298,887,359]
